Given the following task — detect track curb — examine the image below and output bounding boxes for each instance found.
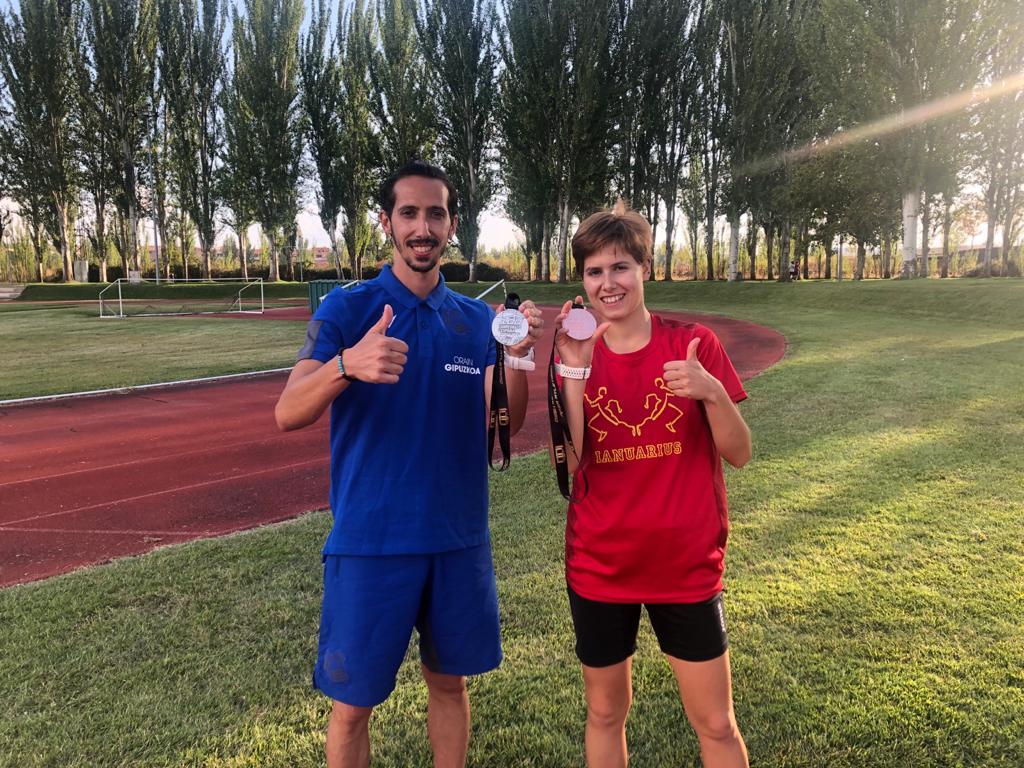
[0,368,291,408]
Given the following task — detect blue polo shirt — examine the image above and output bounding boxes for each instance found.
[298,265,497,555]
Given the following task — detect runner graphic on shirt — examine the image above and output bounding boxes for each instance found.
[637,377,684,435]
[584,386,629,441]
[584,377,685,441]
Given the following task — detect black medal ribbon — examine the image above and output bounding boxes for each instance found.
[547,314,588,502]
[488,292,519,471]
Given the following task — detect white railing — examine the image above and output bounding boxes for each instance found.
[474,279,505,301]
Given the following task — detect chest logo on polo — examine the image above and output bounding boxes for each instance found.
[442,308,471,335]
[444,355,481,375]
[584,377,684,442]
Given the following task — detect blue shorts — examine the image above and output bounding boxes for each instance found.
[313,542,502,707]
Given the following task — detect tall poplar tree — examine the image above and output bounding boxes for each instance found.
[157,0,225,279]
[719,0,807,282]
[299,0,345,277]
[335,0,377,280]
[498,0,564,281]
[84,0,156,273]
[228,0,303,281]
[220,42,257,280]
[658,21,698,282]
[0,0,79,281]
[614,0,690,241]
[691,0,726,281]
[75,29,118,282]
[417,0,497,282]
[370,0,435,168]
[976,0,1024,276]
[550,0,617,282]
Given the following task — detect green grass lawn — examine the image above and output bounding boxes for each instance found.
[0,308,305,399]
[1,279,1023,766]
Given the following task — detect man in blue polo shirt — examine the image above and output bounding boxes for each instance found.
[275,160,542,768]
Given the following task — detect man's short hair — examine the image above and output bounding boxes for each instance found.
[571,199,652,275]
[378,160,459,218]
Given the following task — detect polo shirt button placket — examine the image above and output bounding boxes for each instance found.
[418,303,434,359]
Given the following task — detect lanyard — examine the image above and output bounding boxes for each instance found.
[487,293,518,471]
[547,341,587,502]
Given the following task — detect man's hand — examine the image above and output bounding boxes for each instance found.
[662,337,726,403]
[501,299,545,359]
[342,304,409,384]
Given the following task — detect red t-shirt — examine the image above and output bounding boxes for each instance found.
[565,315,747,603]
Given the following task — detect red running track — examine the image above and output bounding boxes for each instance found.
[0,307,784,588]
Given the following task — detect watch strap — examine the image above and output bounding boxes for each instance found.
[554,362,591,380]
[505,348,536,371]
[508,347,535,361]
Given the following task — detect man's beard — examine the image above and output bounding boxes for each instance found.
[397,238,441,274]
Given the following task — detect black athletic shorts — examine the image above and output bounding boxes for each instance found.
[567,585,728,667]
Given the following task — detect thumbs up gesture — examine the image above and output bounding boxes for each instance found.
[341,304,409,384]
[662,336,724,402]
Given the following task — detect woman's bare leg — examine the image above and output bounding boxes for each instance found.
[581,658,633,767]
[667,651,748,768]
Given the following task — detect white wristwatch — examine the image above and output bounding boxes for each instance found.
[555,362,591,380]
[505,347,536,371]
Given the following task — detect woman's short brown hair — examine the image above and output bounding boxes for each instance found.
[571,199,652,275]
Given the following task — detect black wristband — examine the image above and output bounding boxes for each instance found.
[337,350,356,382]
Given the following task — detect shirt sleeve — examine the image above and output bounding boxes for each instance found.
[296,318,345,363]
[297,290,347,363]
[485,304,497,367]
[693,324,747,404]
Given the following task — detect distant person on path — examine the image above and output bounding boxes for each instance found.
[551,201,752,768]
[275,160,543,768]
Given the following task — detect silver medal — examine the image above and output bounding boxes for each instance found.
[492,308,529,346]
[564,306,597,340]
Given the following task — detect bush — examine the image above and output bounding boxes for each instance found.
[963,261,1021,278]
[439,261,508,282]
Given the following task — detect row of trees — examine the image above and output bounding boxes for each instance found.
[0,0,1021,284]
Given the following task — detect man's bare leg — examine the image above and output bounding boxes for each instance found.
[422,664,470,768]
[326,701,373,768]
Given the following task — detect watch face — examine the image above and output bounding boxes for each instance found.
[564,307,597,340]
[492,309,529,346]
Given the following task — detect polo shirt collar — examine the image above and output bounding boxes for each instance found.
[378,264,449,310]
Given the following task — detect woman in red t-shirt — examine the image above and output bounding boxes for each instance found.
[552,202,752,768]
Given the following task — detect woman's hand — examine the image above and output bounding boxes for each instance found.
[553,296,611,367]
[662,337,728,404]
